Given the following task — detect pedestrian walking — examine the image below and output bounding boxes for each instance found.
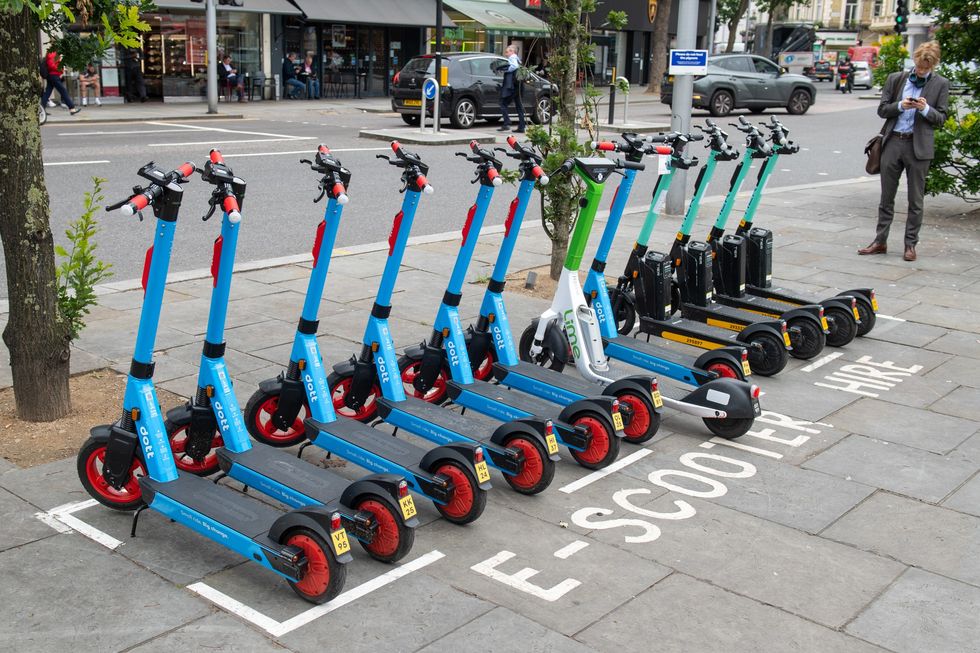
[122,47,147,103]
[858,41,949,262]
[41,50,80,115]
[498,44,526,133]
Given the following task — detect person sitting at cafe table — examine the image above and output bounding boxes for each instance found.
[79,63,102,106]
[282,52,305,99]
[302,55,320,99]
[218,54,246,102]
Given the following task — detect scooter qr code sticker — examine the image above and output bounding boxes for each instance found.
[742,360,753,376]
[475,460,492,484]
[612,411,625,431]
[545,433,560,455]
[399,495,418,520]
[331,529,352,556]
[658,155,671,176]
[651,390,664,408]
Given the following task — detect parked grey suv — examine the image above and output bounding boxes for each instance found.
[661,54,816,117]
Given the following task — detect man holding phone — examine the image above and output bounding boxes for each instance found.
[858,41,948,262]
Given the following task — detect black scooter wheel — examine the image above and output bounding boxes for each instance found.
[165,416,222,476]
[77,437,146,511]
[397,355,451,405]
[855,298,876,337]
[787,317,826,360]
[503,435,555,495]
[615,389,661,444]
[354,495,415,563]
[283,527,347,604]
[746,332,788,376]
[703,416,754,439]
[607,286,637,335]
[434,461,487,525]
[569,412,621,469]
[327,370,382,424]
[244,387,308,448]
[518,320,568,372]
[824,306,858,347]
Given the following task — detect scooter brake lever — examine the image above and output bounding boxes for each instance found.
[202,200,218,222]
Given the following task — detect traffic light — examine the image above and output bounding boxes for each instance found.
[895,0,909,34]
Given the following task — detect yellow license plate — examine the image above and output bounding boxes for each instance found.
[398,495,417,521]
[742,360,752,376]
[782,331,792,348]
[545,433,559,455]
[612,411,625,431]
[821,317,829,331]
[871,297,879,311]
[651,390,664,408]
[403,99,422,107]
[852,306,861,320]
[331,529,351,556]
[475,460,491,484]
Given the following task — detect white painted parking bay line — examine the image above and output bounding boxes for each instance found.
[801,351,843,373]
[222,147,390,159]
[559,448,653,494]
[35,498,124,549]
[554,540,590,559]
[57,129,192,136]
[148,137,318,147]
[877,314,907,322]
[188,550,446,637]
[146,121,309,140]
[44,160,110,166]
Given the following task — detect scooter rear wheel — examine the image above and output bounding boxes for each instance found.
[77,437,146,511]
[397,356,450,405]
[503,435,554,495]
[704,359,746,381]
[354,496,415,563]
[745,332,788,376]
[703,416,754,439]
[569,412,620,469]
[854,298,876,337]
[607,287,637,336]
[244,388,309,448]
[434,461,487,525]
[283,528,346,604]
[824,306,858,347]
[165,419,222,476]
[615,389,661,444]
[787,317,826,360]
[327,371,382,424]
[518,320,569,372]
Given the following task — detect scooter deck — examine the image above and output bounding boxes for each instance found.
[218,446,348,508]
[451,378,573,418]
[639,315,747,346]
[680,302,779,328]
[380,395,501,440]
[602,334,709,386]
[141,473,279,541]
[746,284,823,306]
[494,361,605,398]
[308,415,427,472]
[713,291,807,317]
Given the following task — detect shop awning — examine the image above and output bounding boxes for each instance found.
[292,0,454,27]
[151,0,302,15]
[443,0,548,36]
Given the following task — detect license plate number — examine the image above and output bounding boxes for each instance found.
[742,360,752,376]
[475,460,491,484]
[852,306,861,320]
[398,495,417,520]
[821,316,829,331]
[612,411,625,431]
[331,529,351,556]
[545,433,559,455]
[782,331,792,348]
[651,390,664,408]
[871,297,878,311]
[403,99,422,107]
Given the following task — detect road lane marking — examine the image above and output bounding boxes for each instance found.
[800,351,843,372]
[148,137,318,147]
[44,160,110,166]
[559,448,653,494]
[146,120,309,139]
[57,129,191,136]
[553,540,590,559]
[221,147,390,158]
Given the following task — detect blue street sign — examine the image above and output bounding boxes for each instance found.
[668,49,709,75]
[422,78,438,100]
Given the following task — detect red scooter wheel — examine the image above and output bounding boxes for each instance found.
[76,437,146,511]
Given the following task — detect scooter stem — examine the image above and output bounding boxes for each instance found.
[709,148,756,234]
[489,178,536,284]
[635,171,675,249]
[593,168,638,264]
[205,210,241,345]
[676,154,719,239]
[738,152,780,234]
[375,190,422,308]
[301,197,344,323]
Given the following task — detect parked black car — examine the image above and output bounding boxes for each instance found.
[391,53,553,129]
[805,61,834,82]
[661,53,816,117]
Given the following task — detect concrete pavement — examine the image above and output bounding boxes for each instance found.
[1,170,978,652]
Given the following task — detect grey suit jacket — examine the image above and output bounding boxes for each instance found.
[877,70,950,160]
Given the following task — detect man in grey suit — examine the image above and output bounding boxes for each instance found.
[858,41,949,262]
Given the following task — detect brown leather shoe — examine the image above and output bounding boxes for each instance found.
[858,242,887,255]
[904,245,916,261]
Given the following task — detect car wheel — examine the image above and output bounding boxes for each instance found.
[749,107,766,114]
[787,89,812,115]
[401,113,420,126]
[531,95,552,124]
[450,97,477,129]
[709,90,734,117]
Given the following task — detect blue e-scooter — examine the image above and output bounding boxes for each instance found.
[77,161,353,603]
[245,144,490,524]
[162,150,416,563]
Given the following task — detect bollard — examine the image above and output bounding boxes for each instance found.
[607,83,616,125]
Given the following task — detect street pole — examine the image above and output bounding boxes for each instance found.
[706,0,717,53]
[666,0,699,215]
[434,0,443,133]
[206,0,217,114]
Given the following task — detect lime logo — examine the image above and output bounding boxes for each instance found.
[563,310,581,358]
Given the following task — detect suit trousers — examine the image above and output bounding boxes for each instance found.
[875,136,930,247]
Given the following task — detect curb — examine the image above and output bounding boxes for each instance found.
[359,128,497,145]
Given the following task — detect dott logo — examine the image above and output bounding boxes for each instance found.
[304,372,319,403]
[212,400,231,432]
[138,425,156,459]
[377,355,392,384]
[563,310,581,359]
[446,339,460,368]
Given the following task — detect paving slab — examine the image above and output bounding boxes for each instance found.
[747,374,861,422]
[803,434,978,503]
[577,572,887,653]
[823,490,980,587]
[862,317,947,348]
[846,568,980,653]
[128,612,290,651]
[897,302,980,331]
[0,487,57,552]
[825,398,977,454]
[0,457,89,511]
[0,534,208,650]
[942,472,980,518]
[419,606,594,653]
[928,385,980,422]
[925,356,980,389]
[924,328,980,358]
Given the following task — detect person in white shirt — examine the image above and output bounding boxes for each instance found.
[498,45,526,133]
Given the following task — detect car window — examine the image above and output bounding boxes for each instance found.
[752,58,780,75]
[465,57,503,77]
[711,56,752,73]
[403,58,435,75]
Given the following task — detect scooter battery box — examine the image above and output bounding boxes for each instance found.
[715,234,747,297]
[746,227,773,288]
[636,250,672,321]
[679,240,714,307]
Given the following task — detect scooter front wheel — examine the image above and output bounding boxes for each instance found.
[503,435,555,495]
[244,388,309,448]
[703,416,754,439]
[746,332,788,377]
[434,461,487,525]
[614,389,661,444]
[165,418,223,476]
[471,349,496,382]
[824,306,858,347]
[283,528,347,604]
[397,355,450,405]
[569,412,620,469]
[327,371,382,424]
[787,317,826,360]
[77,437,146,511]
[354,495,415,563]
[607,287,637,335]
[518,320,568,372]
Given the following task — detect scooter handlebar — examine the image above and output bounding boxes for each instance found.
[652,145,673,156]
[416,174,434,194]
[209,150,225,165]
[592,141,618,152]
[619,159,645,171]
[531,165,548,186]
[222,194,242,223]
[120,192,151,216]
[333,182,349,204]
[486,166,502,186]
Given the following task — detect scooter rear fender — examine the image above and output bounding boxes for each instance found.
[603,375,661,416]
[558,400,621,441]
[420,443,493,490]
[489,420,561,462]
[402,343,426,361]
[780,305,823,325]
[681,378,757,420]
[268,505,354,564]
[258,376,284,396]
[332,359,356,376]
[737,320,788,347]
[341,475,421,528]
[693,348,746,384]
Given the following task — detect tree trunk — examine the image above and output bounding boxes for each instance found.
[645,0,672,94]
[726,0,750,52]
[0,8,72,421]
[765,11,774,58]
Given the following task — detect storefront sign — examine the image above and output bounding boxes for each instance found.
[331,25,346,48]
[668,49,708,75]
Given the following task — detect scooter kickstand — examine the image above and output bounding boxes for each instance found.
[130,504,148,538]
[296,442,311,459]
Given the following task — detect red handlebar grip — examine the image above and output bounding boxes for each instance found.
[487,168,499,180]
[209,150,224,164]
[654,145,673,155]
[416,174,428,188]
[531,165,544,179]
[333,182,346,197]
[222,196,240,215]
[507,135,517,148]
[391,141,401,153]
[318,144,330,154]
[470,140,480,151]
[596,142,617,151]
[129,194,150,212]
[177,162,195,178]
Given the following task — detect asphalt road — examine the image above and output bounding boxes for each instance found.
[4,83,881,297]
